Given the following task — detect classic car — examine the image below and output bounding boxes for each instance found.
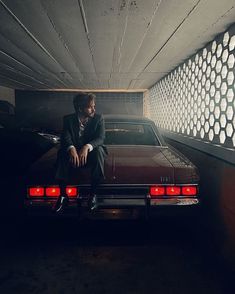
[0,126,55,217]
[24,115,200,219]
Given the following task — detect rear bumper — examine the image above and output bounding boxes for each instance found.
[24,196,200,219]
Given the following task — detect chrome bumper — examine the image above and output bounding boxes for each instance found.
[25,195,200,218]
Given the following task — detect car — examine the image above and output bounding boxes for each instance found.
[0,111,60,144]
[0,126,55,217]
[24,115,200,219]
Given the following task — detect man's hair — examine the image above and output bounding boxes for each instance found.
[73,92,96,113]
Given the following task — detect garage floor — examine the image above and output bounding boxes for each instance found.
[0,215,234,294]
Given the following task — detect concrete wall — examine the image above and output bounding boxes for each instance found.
[15,91,143,131]
[0,86,15,105]
[148,24,235,265]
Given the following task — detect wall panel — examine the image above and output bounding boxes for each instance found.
[149,25,235,164]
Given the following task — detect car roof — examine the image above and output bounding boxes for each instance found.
[103,114,154,124]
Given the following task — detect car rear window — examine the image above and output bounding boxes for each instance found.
[104,122,160,146]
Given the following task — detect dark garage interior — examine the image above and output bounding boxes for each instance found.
[0,1,235,293]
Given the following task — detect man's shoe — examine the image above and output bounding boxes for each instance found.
[52,195,69,213]
[88,194,98,212]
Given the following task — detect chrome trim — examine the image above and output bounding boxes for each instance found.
[151,198,199,206]
[106,145,168,148]
[25,196,199,208]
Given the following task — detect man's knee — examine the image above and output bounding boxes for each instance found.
[88,147,106,167]
[91,146,105,158]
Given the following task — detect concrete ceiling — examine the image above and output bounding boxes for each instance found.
[0,0,235,91]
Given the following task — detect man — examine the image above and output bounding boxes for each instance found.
[54,92,107,213]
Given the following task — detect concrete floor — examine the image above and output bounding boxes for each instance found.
[0,215,234,294]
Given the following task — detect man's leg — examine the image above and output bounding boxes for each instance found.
[53,150,70,213]
[55,149,70,182]
[86,146,107,210]
[87,146,106,192]
[52,180,69,213]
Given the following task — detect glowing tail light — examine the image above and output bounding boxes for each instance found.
[150,186,165,197]
[45,187,60,197]
[182,186,197,196]
[28,186,79,198]
[66,187,78,197]
[166,186,181,196]
[150,185,198,197]
[29,187,44,197]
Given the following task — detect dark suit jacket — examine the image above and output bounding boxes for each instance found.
[60,113,106,152]
[55,113,107,181]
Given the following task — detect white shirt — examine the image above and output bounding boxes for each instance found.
[67,115,93,152]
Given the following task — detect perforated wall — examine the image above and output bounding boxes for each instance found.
[149,26,235,153]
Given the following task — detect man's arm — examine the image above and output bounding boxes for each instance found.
[61,116,80,167]
[78,115,105,166]
[61,116,74,151]
[68,146,80,167]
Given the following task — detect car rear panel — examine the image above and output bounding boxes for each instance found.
[25,131,200,218]
[160,149,200,184]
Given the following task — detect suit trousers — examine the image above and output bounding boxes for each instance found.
[55,146,107,193]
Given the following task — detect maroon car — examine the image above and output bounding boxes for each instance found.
[25,115,200,219]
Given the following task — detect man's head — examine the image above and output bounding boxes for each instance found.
[73,92,96,118]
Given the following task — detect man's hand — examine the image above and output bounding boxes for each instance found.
[68,147,80,167]
[78,145,90,166]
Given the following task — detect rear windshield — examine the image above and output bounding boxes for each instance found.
[104,122,160,146]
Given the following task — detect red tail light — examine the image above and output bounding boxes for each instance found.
[29,187,44,197]
[45,187,60,197]
[150,185,198,198]
[182,186,197,196]
[66,187,78,197]
[166,186,181,196]
[150,186,165,197]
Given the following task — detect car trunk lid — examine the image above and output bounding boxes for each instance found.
[28,145,199,186]
[104,146,174,184]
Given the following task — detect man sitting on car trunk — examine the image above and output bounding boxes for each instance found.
[54,92,107,213]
